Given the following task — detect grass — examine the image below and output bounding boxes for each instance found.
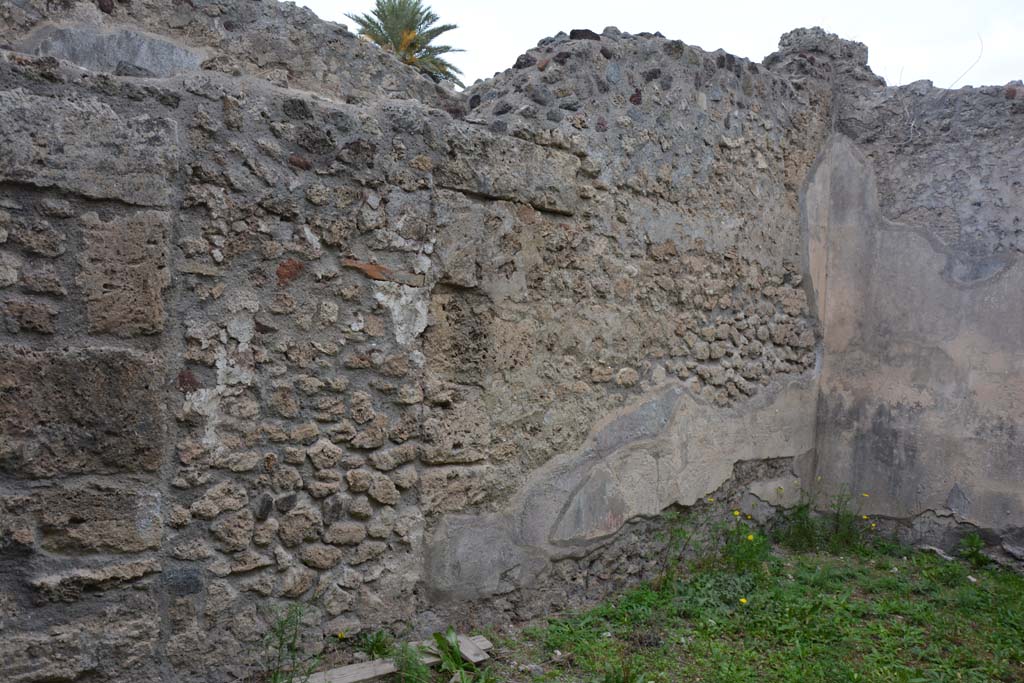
[492,512,1024,683]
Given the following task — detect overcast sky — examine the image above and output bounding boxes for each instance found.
[299,0,1023,89]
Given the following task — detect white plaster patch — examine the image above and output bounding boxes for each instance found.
[0,251,22,288]
[226,313,254,343]
[373,282,429,346]
[183,386,222,449]
[303,225,321,250]
[414,253,432,274]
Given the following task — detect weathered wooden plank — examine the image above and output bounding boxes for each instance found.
[307,635,493,683]
[307,659,395,683]
[469,635,493,651]
[456,635,489,663]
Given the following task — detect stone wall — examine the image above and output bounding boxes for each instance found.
[0,2,1020,681]
[807,83,1024,555]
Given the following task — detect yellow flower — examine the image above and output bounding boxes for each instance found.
[862,493,869,498]
[739,597,748,605]
[745,514,753,520]
[336,631,346,640]
[870,523,877,529]
[862,515,869,520]
[747,534,754,541]
[732,510,741,517]
[707,497,714,503]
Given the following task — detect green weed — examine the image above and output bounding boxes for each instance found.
[775,487,874,554]
[958,532,990,568]
[721,511,771,574]
[432,625,471,675]
[600,657,648,683]
[472,668,501,683]
[775,502,820,551]
[826,487,865,552]
[354,629,393,659]
[260,604,320,683]
[392,642,430,683]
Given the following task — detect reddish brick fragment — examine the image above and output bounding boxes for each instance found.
[276,259,304,286]
[288,153,312,170]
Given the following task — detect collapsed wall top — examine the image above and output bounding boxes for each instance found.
[0,0,463,110]
[460,25,878,268]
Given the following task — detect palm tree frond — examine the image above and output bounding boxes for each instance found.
[415,23,458,45]
[347,0,464,87]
